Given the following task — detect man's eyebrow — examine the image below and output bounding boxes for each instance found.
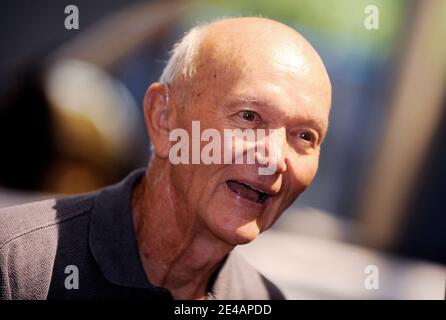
[238,96,277,109]
[302,118,328,133]
[224,96,280,115]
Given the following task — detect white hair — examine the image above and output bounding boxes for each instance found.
[149,22,211,160]
[159,23,209,85]
[159,15,243,84]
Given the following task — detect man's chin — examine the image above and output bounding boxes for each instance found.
[218,221,261,246]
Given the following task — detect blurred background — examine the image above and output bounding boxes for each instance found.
[0,0,445,299]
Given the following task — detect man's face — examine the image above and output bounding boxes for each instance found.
[168,41,331,245]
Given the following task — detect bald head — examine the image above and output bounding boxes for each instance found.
[199,17,325,74]
[161,17,331,109]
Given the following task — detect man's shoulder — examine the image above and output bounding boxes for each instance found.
[0,192,96,250]
[0,192,98,299]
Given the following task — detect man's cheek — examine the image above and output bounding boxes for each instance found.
[309,161,320,184]
[286,162,317,197]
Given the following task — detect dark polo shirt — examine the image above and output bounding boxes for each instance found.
[0,168,284,300]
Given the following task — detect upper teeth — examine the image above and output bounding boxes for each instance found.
[243,182,267,195]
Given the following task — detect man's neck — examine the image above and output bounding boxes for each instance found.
[131,159,233,299]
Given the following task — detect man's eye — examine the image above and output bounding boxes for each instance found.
[298,131,316,143]
[238,110,259,122]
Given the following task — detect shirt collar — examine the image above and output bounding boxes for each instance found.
[89,167,152,289]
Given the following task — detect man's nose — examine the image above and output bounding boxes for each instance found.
[276,128,288,173]
[264,127,288,174]
[275,149,287,174]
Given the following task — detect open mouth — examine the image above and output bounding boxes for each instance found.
[226,180,270,204]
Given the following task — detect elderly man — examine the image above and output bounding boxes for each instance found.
[0,17,331,300]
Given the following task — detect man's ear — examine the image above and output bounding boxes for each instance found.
[143,83,172,159]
